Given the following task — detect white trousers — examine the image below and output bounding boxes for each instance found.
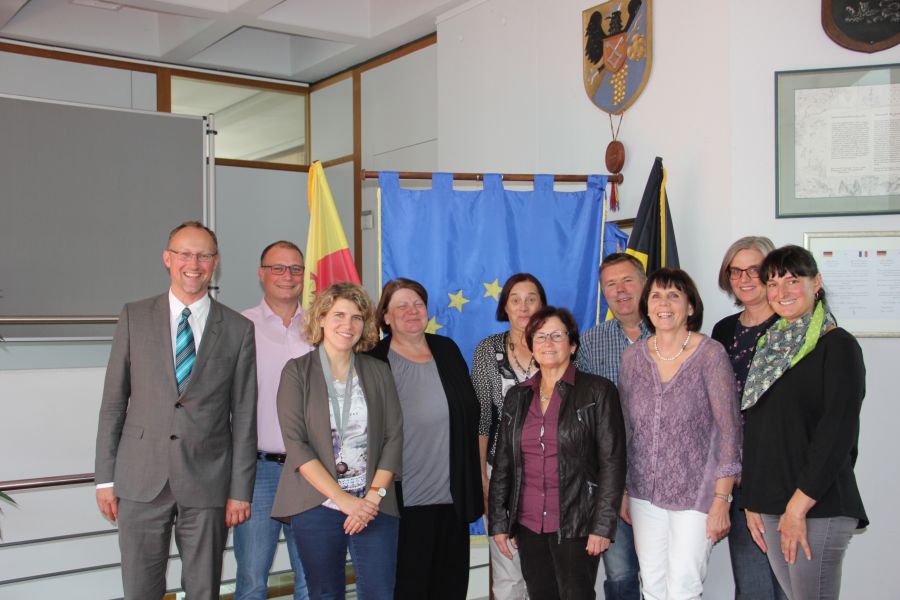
[630,497,712,600]
[486,464,529,600]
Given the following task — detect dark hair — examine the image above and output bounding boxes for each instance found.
[639,268,704,333]
[496,273,548,321]
[716,236,775,305]
[524,306,580,357]
[760,244,826,304]
[376,278,429,335]
[168,221,218,253]
[600,252,646,279]
[260,240,303,265]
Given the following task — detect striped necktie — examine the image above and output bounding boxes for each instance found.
[175,307,196,394]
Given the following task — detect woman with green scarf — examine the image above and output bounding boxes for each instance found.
[741,245,868,600]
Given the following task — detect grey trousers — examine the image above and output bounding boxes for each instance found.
[117,482,227,600]
[760,514,857,600]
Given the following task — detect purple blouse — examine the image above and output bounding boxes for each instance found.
[618,337,741,513]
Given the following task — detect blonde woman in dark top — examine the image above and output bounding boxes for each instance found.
[742,245,868,600]
[711,236,785,600]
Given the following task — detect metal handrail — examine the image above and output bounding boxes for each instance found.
[0,473,95,492]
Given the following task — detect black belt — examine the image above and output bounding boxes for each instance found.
[257,452,286,464]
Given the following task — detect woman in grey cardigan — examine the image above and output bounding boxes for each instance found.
[272,283,403,599]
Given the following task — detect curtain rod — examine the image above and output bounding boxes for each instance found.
[361,170,623,184]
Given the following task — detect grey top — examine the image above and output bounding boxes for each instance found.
[389,349,453,506]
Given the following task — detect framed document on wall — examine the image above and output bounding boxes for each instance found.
[804,231,900,337]
[776,64,900,218]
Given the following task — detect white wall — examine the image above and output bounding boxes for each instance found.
[436,0,900,597]
[310,76,353,162]
[360,43,440,297]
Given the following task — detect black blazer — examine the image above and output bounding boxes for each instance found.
[368,333,484,523]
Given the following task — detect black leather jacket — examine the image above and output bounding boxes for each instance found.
[488,368,626,540]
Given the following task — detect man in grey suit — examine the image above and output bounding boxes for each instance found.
[95,221,258,600]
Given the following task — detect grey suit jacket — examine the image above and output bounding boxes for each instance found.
[94,293,258,507]
[271,349,403,520]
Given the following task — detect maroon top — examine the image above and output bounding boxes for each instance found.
[518,365,576,533]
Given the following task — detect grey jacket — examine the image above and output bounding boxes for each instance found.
[271,349,404,520]
[94,293,258,506]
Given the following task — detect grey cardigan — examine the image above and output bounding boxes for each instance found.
[271,348,404,520]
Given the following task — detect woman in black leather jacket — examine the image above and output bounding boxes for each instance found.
[488,306,627,599]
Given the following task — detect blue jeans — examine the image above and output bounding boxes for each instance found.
[602,516,641,600]
[291,505,399,600]
[728,487,787,600]
[233,459,309,600]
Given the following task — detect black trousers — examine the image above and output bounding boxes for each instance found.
[395,503,470,600]
[516,524,600,600]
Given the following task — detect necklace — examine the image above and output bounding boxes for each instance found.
[653,331,692,362]
[508,335,535,379]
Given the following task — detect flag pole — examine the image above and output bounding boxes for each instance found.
[361,170,623,184]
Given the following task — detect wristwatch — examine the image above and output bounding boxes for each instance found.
[369,486,387,498]
[714,492,733,503]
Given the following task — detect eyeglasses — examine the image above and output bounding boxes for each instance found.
[533,331,568,344]
[262,264,304,276]
[168,249,217,263]
[728,266,761,280]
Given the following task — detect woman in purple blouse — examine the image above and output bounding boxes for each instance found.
[488,306,626,599]
[618,268,742,600]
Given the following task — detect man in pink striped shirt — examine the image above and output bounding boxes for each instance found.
[235,240,313,600]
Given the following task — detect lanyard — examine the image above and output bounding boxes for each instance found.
[319,345,355,445]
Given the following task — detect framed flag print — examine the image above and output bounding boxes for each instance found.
[804,231,900,337]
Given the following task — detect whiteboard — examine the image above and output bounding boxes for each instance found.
[0,94,205,339]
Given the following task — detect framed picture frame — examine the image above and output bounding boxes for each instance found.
[776,63,900,218]
[804,231,900,337]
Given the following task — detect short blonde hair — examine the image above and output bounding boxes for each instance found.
[303,282,379,352]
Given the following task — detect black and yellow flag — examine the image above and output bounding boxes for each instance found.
[626,156,679,274]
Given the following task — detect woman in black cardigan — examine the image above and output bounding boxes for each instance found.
[368,278,482,600]
[741,246,868,600]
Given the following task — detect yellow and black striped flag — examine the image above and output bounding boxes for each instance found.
[626,156,679,275]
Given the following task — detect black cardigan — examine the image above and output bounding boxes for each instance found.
[368,333,484,523]
[741,328,869,528]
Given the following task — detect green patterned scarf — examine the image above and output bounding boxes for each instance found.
[741,301,836,410]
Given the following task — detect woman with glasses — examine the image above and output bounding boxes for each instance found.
[271,283,403,599]
[741,246,868,600]
[618,269,741,600]
[472,272,547,598]
[367,278,483,599]
[711,237,786,600]
[489,306,626,599]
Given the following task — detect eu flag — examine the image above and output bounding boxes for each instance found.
[379,172,607,367]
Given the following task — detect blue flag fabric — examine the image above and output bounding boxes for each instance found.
[380,172,607,369]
